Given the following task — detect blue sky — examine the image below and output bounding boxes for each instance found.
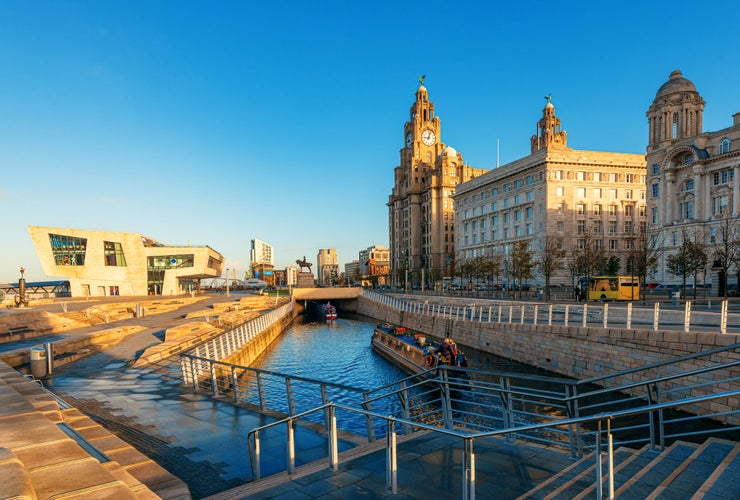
[1,0,739,283]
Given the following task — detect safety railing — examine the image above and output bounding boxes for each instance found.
[247,389,740,499]
[364,290,739,334]
[180,301,293,385]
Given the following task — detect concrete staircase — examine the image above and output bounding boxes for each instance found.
[519,438,740,499]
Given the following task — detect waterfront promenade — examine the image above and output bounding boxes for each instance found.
[1,291,738,499]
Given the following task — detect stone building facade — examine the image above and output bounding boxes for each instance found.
[388,81,486,288]
[316,248,339,286]
[453,101,647,286]
[646,70,740,291]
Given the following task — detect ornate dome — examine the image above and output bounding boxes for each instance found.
[442,146,457,157]
[655,70,697,98]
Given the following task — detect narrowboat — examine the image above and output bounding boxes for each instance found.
[319,301,338,322]
[371,323,466,375]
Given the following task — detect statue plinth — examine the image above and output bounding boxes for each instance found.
[295,272,315,288]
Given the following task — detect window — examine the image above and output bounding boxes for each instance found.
[577,171,585,181]
[625,189,633,199]
[556,187,564,196]
[515,179,521,189]
[492,202,497,211]
[626,174,634,183]
[652,207,659,224]
[526,176,532,185]
[720,138,730,154]
[713,169,734,185]
[625,205,634,217]
[492,215,498,226]
[625,239,634,250]
[594,188,602,198]
[104,241,127,267]
[593,204,601,216]
[652,163,660,175]
[49,233,87,266]
[577,220,586,234]
[652,183,659,198]
[593,221,603,233]
[609,240,618,250]
[610,188,618,198]
[710,228,717,244]
[594,172,602,182]
[639,205,646,217]
[514,194,520,204]
[684,179,695,191]
[672,232,678,246]
[680,200,695,219]
[577,204,585,215]
[526,191,533,201]
[515,210,521,221]
[684,154,693,165]
[492,187,498,196]
[712,195,729,215]
[526,207,533,218]
[577,239,585,250]
[608,221,617,234]
[503,213,510,223]
[503,198,509,208]
[672,114,679,139]
[577,187,586,198]
[624,221,633,233]
[504,184,510,193]
[515,226,521,237]
[557,221,564,232]
[608,205,617,216]
[555,170,563,180]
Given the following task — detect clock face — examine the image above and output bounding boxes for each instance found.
[405,132,413,148]
[421,129,436,146]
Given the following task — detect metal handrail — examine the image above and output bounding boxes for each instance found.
[247,389,740,498]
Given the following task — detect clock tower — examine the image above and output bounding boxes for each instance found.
[388,78,486,289]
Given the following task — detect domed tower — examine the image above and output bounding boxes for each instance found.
[646,70,705,152]
[531,95,568,154]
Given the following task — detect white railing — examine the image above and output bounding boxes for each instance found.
[180,301,293,385]
[363,291,737,334]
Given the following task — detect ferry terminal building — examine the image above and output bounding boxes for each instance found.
[27,226,225,297]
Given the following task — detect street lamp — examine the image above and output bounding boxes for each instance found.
[226,268,230,297]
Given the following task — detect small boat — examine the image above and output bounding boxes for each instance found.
[371,323,466,375]
[319,302,338,322]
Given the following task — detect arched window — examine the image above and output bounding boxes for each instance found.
[720,138,730,154]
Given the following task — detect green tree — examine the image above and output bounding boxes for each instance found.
[626,221,661,301]
[510,241,535,298]
[666,230,708,299]
[711,213,740,298]
[537,235,565,300]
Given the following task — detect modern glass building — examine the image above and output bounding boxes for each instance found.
[28,226,225,297]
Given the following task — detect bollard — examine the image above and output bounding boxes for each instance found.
[30,347,47,378]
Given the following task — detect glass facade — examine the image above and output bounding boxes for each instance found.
[49,233,87,266]
[104,241,127,266]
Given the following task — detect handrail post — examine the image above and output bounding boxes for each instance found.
[653,302,660,331]
[256,372,266,411]
[520,305,525,324]
[533,304,538,325]
[582,303,588,327]
[548,304,553,325]
[596,420,603,500]
[564,304,569,326]
[508,305,513,323]
[232,365,240,405]
[462,437,475,500]
[286,419,295,475]
[386,419,398,494]
[321,385,330,430]
[608,419,614,500]
[626,302,632,329]
[328,405,338,470]
[250,431,261,480]
[210,361,218,398]
[721,299,728,334]
[603,303,608,328]
[684,301,691,332]
[362,392,376,442]
[286,378,295,415]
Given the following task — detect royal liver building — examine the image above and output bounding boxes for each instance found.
[646,70,740,292]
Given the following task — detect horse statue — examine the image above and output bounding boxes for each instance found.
[295,256,312,273]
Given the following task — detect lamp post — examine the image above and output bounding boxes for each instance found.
[226,268,230,297]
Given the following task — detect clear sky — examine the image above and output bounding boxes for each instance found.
[1,0,739,283]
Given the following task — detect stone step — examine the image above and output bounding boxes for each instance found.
[544,448,635,500]
[614,441,698,498]
[572,445,659,500]
[650,437,738,499]
[515,451,597,499]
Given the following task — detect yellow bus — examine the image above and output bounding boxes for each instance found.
[578,276,640,301]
